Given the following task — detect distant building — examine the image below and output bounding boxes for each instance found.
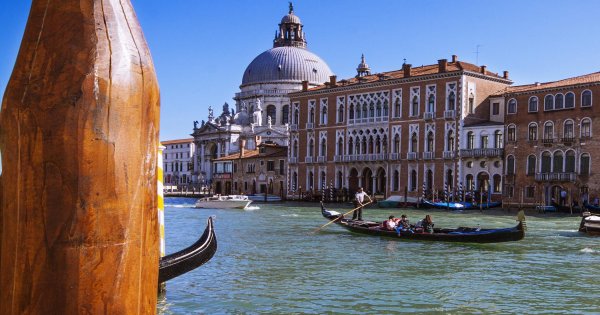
[191,4,332,188]
[211,143,287,196]
[161,138,195,186]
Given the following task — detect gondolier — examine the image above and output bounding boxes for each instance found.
[353,187,372,221]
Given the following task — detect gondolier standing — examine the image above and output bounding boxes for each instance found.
[353,187,372,221]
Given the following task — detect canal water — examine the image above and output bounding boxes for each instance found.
[158,197,599,314]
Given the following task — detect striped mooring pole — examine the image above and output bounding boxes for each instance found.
[158,144,166,293]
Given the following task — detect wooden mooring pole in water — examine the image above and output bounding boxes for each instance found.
[0,1,160,313]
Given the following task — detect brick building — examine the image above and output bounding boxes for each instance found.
[497,72,600,206]
[288,55,511,200]
[161,138,195,186]
[212,142,287,196]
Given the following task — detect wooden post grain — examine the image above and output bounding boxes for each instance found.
[0,1,160,313]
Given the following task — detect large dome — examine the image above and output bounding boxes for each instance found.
[241,46,333,86]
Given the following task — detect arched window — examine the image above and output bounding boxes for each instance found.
[293,108,299,124]
[411,132,418,152]
[493,174,502,193]
[382,135,388,154]
[563,120,574,139]
[448,91,456,110]
[355,137,360,155]
[565,92,575,108]
[507,98,517,114]
[394,98,401,117]
[411,96,419,116]
[362,104,368,118]
[507,125,516,142]
[321,106,328,124]
[426,170,433,191]
[528,123,538,141]
[337,171,343,188]
[494,130,503,148]
[581,118,592,138]
[528,96,538,112]
[320,139,327,156]
[446,170,453,190]
[394,134,400,153]
[555,93,564,110]
[376,101,382,117]
[527,155,536,175]
[308,171,314,189]
[506,155,515,175]
[467,131,474,149]
[544,94,554,111]
[369,103,375,117]
[383,103,389,117]
[292,172,298,190]
[338,105,344,123]
[426,132,434,152]
[427,94,435,113]
[368,137,374,154]
[308,139,314,157]
[565,150,576,173]
[337,137,343,155]
[361,137,367,154]
[410,170,417,191]
[543,122,554,140]
[320,171,326,189]
[468,94,475,114]
[282,105,289,124]
[553,151,564,173]
[393,170,399,191]
[541,151,551,173]
[293,140,298,157]
[447,130,455,151]
[480,133,489,149]
[466,174,474,191]
[580,153,591,175]
[349,104,354,119]
[582,90,592,107]
[348,138,354,155]
[267,105,277,124]
[356,104,361,119]
[309,107,315,123]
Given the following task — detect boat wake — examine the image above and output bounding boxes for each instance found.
[165,204,195,208]
[281,214,299,217]
[244,206,261,211]
[580,247,598,254]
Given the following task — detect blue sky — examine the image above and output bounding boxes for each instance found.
[1,0,600,141]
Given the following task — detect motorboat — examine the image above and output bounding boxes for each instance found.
[579,212,600,236]
[195,195,252,209]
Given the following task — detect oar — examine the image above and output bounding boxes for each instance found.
[313,201,373,233]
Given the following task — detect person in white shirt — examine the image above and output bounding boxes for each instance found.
[383,215,397,230]
[353,187,372,221]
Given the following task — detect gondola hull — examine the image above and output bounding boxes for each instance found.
[158,217,217,283]
[420,199,502,210]
[321,203,524,243]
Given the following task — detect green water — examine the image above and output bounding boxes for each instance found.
[158,198,599,314]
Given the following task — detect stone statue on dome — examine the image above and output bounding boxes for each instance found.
[208,106,214,122]
[267,115,272,128]
[253,98,263,126]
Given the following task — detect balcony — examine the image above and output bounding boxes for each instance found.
[290,124,298,131]
[561,137,576,144]
[460,148,504,158]
[289,157,298,164]
[305,156,313,163]
[317,156,326,163]
[444,110,456,120]
[541,138,554,145]
[305,123,314,129]
[407,152,418,160]
[423,112,435,121]
[535,172,576,182]
[423,151,434,160]
[443,151,455,159]
[390,153,400,160]
[334,155,343,162]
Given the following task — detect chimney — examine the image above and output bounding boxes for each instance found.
[403,63,412,77]
[239,138,246,158]
[451,55,458,63]
[438,59,448,73]
[301,80,308,91]
[503,71,509,79]
[480,65,487,74]
[329,75,337,87]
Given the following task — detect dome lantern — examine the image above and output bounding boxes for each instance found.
[274,2,306,49]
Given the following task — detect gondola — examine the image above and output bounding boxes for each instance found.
[584,203,600,212]
[158,217,217,283]
[320,203,525,243]
[579,212,600,236]
[419,199,502,210]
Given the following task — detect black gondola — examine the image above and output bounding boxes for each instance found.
[579,212,600,236]
[158,217,217,283]
[320,203,525,243]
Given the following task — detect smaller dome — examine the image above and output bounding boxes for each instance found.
[281,13,301,25]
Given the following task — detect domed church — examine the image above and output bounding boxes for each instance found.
[191,3,333,187]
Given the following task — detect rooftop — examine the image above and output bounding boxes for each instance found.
[497,71,600,95]
[161,138,194,145]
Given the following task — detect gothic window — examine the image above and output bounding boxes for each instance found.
[410,170,417,191]
[320,139,327,156]
[507,98,517,114]
[308,171,314,189]
[427,94,435,113]
[506,155,515,175]
[411,96,419,116]
[320,171,326,189]
[553,151,564,173]
[282,105,289,124]
[528,96,538,112]
[361,137,367,154]
[541,151,551,173]
[292,172,297,190]
[348,138,354,155]
[393,170,399,191]
[543,122,554,140]
[447,130,455,151]
[308,139,314,157]
[565,150,576,173]
[394,98,401,117]
[563,120,574,139]
[493,174,502,193]
[394,134,400,153]
[321,106,328,124]
[356,104,361,119]
[294,108,299,124]
[580,153,590,175]
[448,91,455,110]
[555,93,564,110]
[369,103,375,117]
[494,130,503,148]
[383,103,389,117]
[544,95,554,111]
[349,104,354,119]
[376,101,382,117]
[527,155,536,175]
[426,132,434,152]
[375,136,381,154]
[355,137,360,155]
[337,137,343,155]
[337,171,343,188]
[528,123,538,141]
[362,104,367,118]
[267,105,276,124]
[446,170,453,190]
[467,131,474,149]
[382,135,388,153]
[582,90,592,107]
[338,105,344,123]
[581,118,592,138]
[309,107,315,123]
[368,136,374,154]
[565,92,575,108]
[410,132,418,152]
[293,140,298,157]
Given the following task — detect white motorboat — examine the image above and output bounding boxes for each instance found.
[195,195,252,209]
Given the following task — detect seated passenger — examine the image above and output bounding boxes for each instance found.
[382,215,397,230]
[398,214,410,229]
[422,215,434,233]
